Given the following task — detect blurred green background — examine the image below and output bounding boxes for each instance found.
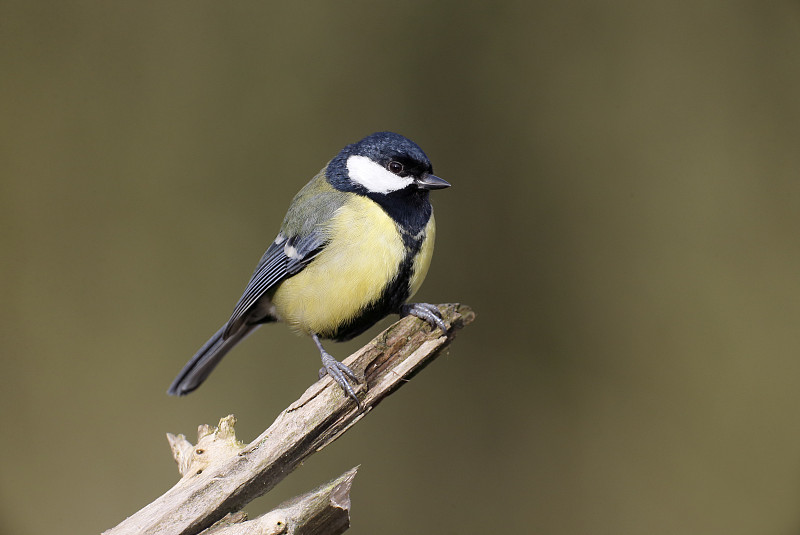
[2,2,800,534]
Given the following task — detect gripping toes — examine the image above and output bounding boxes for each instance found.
[319,352,360,405]
[401,303,448,333]
[312,332,361,408]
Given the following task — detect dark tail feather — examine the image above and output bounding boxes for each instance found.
[167,323,258,396]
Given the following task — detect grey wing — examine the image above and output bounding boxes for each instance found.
[222,230,327,338]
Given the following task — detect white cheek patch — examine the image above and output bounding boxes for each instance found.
[346,155,413,194]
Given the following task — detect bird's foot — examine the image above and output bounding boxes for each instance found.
[312,333,361,408]
[401,303,448,333]
[319,352,361,408]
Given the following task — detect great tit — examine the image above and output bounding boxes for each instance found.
[167,132,450,404]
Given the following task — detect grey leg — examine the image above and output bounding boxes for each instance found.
[311,332,361,408]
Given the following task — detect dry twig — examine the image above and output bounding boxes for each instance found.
[104,303,475,535]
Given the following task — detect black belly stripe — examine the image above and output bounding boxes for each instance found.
[326,226,427,342]
[320,187,432,341]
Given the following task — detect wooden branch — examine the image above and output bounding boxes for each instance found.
[203,468,357,535]
[104,303,475,535]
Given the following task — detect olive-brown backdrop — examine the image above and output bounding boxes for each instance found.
[2,2,800,534]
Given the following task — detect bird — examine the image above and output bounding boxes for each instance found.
[167,132,450,405]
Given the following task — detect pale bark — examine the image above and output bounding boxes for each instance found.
[104,304,475,535]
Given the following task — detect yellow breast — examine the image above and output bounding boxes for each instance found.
[270,195,410,336]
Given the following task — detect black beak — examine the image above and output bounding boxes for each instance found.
[417,173,451,190]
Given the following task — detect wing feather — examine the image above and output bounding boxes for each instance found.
[223,231,327,337]
[221,173,346,338]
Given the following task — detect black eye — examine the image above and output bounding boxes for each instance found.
[387,161,404,174]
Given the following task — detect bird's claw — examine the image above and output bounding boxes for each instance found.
[401,303,448,333]
[319,352,361,409]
